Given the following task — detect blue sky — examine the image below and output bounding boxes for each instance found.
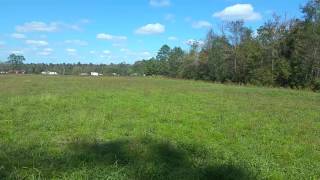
[0,0,308,64]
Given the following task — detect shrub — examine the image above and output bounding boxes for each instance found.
[311,79,320,92]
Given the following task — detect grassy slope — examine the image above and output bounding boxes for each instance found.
[0,75,319,180]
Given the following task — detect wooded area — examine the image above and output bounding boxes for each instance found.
[134,1,320,90]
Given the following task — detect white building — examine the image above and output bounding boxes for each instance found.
[49,72,58,75]
[41,71,58,75]
[91,72,99,76]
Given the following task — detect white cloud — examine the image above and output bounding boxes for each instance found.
[213,4,262,21]
[112,43,126,47]
[11,50,23,54]
[11,33,26,39]
[141,51,151,56]
[16,21,59,32]
[96,33,127,41]
[66,48,77,53]
[89,50,96,54]
[185,17,212,29]
[150,0,170,7]
[62,23,83,31]
[192,20,212,29]
[26,40,48,46]
[137,51,153,60]
[168,36,178,41]
[15,21,86,33]
[185,39,205,46]
[38,48,53,56]
[64,39,88,46]
[120,48,130,52]
[44,48,53,52]
[100,55,109,58]
[135,23,165,35]
[103,50,111,54]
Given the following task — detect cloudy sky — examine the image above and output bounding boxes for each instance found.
[0,0,308,64]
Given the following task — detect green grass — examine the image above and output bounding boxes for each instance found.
[0,75,319,180]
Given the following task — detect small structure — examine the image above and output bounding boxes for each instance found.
[0,71,7,75]
[42,71,58,75]
[91,72,99,76]
[112,73,119,77]
[8,70,25,74]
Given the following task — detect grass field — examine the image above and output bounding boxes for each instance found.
[0,75,319,179]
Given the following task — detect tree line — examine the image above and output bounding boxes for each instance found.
[134,0,320,91]
[0,54,134,76]
[0,0,319,91]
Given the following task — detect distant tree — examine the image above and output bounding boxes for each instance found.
[0,60,8,72]
[144,58,160,76]
[257,15,291,85]
[302,0,320,23]
[207,33,232,82]
[180,43,200,79]
[156,45,171,75]
[156,45,171,61]
[168,47,184,77]
[133,61,147,75]
[6,54,25,70]
[72,66,83,75]
[227,20,245,81]
[302,0,320,81]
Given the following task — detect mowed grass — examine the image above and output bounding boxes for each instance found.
[0,75,319,180]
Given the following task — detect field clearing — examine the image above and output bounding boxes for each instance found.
[0,75,319,179]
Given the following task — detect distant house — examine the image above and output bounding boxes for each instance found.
[48,72,58,75]
[91,72,99,76]
[42,71,58,75]
[8,70,25,74]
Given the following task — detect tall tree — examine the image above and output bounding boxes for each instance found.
[227,20,245,81]
[302,0,320,80]
[6,54,25,70]
[156,45,171,61]
[156,45,171,75]
[168,47,184,77]
[257,15,289,85]
[207,33,232,82]
[302,0,320,23]
[180,43,200,79]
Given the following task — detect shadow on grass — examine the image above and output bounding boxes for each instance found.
[0,137,255,179]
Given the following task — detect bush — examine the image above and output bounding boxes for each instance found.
[311,79,320,92]
[250,68,274,86]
